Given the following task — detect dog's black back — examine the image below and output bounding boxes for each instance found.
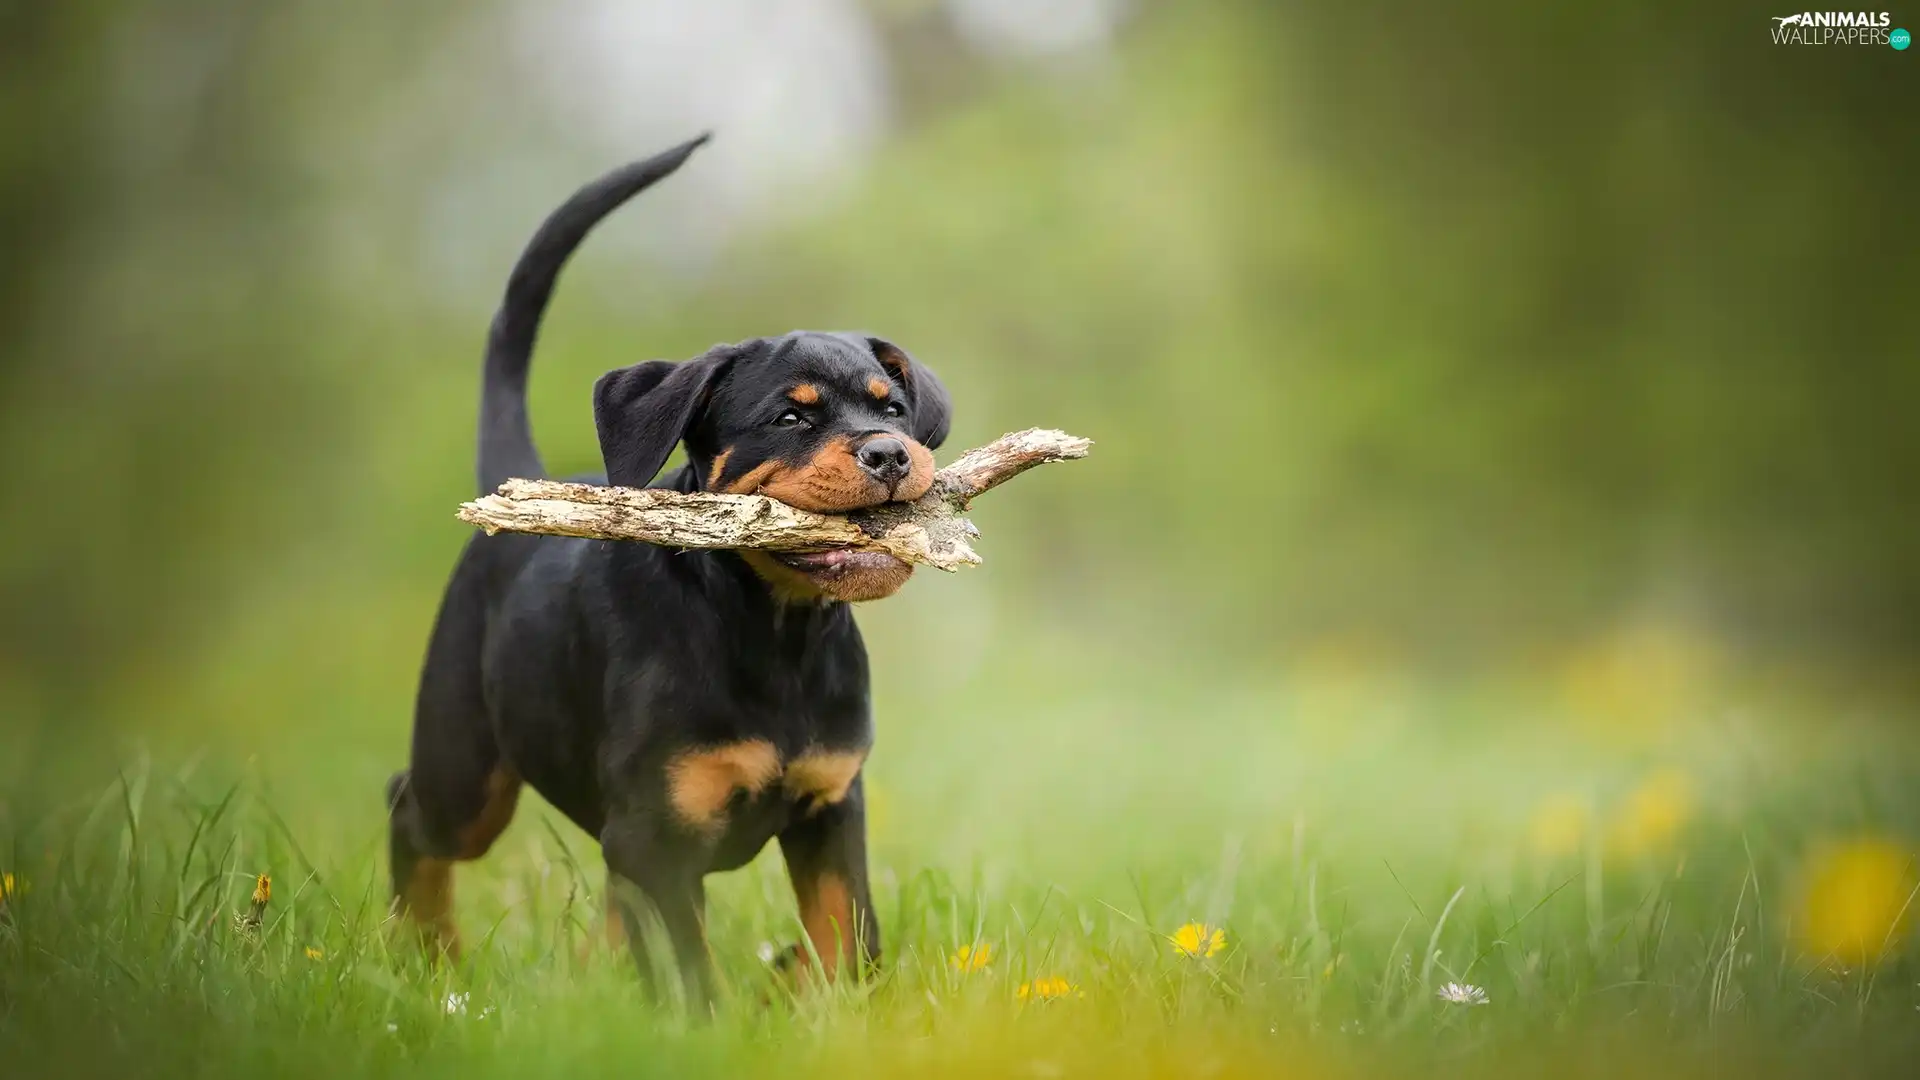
[387,136,950,1002]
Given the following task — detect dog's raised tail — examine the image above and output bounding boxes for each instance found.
[477,133,711,496]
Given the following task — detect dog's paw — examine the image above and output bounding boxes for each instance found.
[753,941,817,1005]
[764,941,809,975]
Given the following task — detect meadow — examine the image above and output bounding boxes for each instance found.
[4,3,1916,1077]
[7,633,1918,1079]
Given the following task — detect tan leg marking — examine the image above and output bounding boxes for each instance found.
[603,886,629,949]
[396,857,460,957]
[666,740,782,834]
[455,767,522,859]
[576,877,629,963]
[798,872,856,980]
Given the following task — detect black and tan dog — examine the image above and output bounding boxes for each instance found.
[386,135,950,1004]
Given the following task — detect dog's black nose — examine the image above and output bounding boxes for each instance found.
[857,436,911,486]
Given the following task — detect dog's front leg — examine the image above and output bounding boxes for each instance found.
[601,815,713,1011]
[777,776,879,982]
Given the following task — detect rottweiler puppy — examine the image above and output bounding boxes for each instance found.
[385,135,950,1006]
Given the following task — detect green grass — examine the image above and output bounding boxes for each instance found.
[6,672,1920,1079]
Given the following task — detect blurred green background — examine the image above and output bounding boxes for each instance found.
[5,3,1920,1075]
[2,0,1917,868]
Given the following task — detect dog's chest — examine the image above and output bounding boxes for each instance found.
[664,740,867,866]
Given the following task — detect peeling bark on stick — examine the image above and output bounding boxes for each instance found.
[456,428,1091,572]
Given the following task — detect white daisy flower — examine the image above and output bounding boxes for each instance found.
[1436,982,1489,1006]
[444,991,469,1015]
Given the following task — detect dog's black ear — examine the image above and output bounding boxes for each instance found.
[867,337,951,450]
[593,345,738,487]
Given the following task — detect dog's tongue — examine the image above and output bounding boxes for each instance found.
[776,549,901,576]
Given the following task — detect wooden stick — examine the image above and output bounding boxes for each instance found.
[455,428,1091,572]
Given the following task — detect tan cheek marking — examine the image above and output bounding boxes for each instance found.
[789,383,820,405]
[785,748,866,811]
[799,872,855,979]
[666,740,783,834]
[755,437,881,513]
[720,459,783,496]
[896,438,937,501]
[707,447,733,489]
[867,377,891,400]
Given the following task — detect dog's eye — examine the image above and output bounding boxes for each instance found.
[883,401,906,418]
[772,409,807,428]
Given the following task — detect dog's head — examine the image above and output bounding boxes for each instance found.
[593,331,951,603]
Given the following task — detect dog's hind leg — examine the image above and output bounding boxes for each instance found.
[387,769,456,955]
[388,764,520,958]
[389,557,523,958]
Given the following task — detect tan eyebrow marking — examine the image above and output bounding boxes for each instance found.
[867,377,891,400]
[789,384,820,405]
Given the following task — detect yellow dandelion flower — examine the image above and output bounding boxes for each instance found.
[234,873,272,936]
[1017,976,1080,1001]
[1527,794,1591,858]
[0,872,21,901]
[1797,838,1917,965]
[1169,922,1227,959]
[305,947,324,960]
[950,943,993,973]
[1604,769,1693,858]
